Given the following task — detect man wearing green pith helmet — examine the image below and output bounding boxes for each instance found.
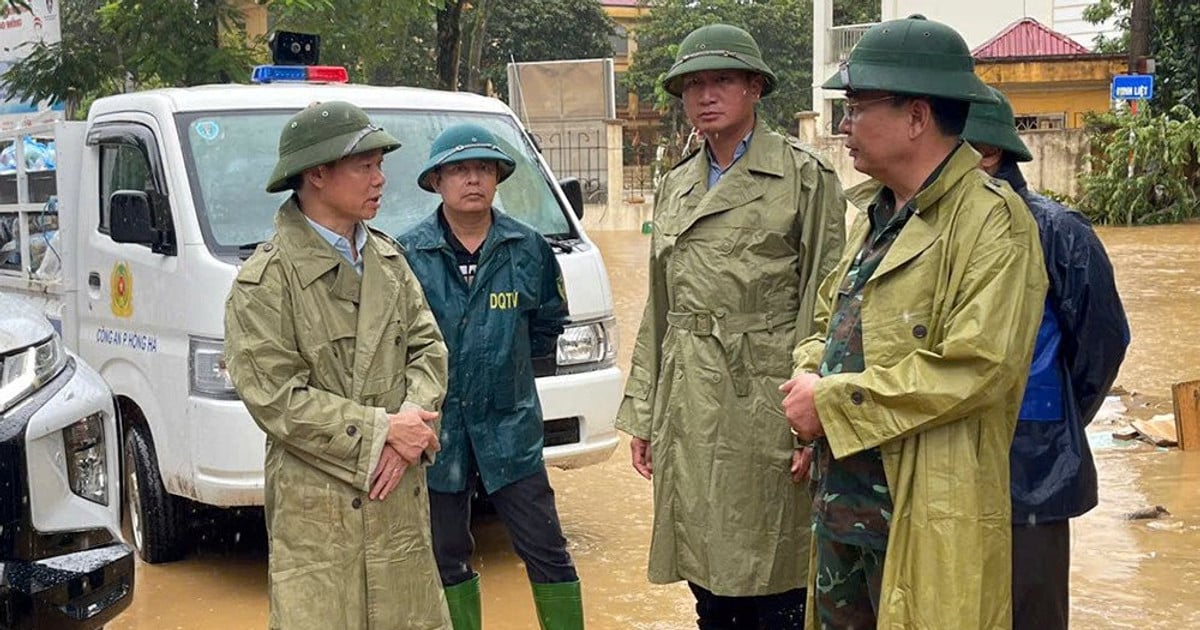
[616,22,847,629]
[781,15,1048,629]
[225,101,452,629]
[399,122,580,630]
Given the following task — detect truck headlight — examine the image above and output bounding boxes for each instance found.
[0,333,67,413]
[556,317,617,373]
[63,413,108,505]
[190,337,237,399]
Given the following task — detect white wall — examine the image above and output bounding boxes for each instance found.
[881,0,1054,49]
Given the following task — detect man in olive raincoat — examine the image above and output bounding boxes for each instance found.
[616,23,846,628]
[781,16,1048,629]
[225,101,452,630]
[399,123,581,630]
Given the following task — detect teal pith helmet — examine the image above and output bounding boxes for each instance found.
[822,15,997,105]
[962,86,1033,162]
[266,101,401,193]
[418,123,517,193]
[661,23,777,98]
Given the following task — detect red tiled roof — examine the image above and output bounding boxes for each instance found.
[972,17,1091,59]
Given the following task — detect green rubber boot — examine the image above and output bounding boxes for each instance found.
[531,580,584,630]
[444,574,482,630]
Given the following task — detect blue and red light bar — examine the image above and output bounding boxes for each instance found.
[251,65,349,84]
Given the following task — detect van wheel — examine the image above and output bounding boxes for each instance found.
[123,424,187,563]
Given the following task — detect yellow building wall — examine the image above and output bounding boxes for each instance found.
[974,56,1126,128]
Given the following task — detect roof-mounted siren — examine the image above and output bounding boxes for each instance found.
[252,30,348,84]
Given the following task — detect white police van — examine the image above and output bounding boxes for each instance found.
[0,65,621,563]
[0,293,133,628]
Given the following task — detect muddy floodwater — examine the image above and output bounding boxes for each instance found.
[110,224,1200,629]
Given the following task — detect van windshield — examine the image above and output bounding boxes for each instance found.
[175,110,573,257]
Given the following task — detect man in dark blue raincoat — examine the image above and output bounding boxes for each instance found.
[399,123,580,630]
[964,86,1131,630]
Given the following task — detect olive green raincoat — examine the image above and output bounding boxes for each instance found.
[225,199,452,630]
[616,121,846,596]
[793,143,1048,629]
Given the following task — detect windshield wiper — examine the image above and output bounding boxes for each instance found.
[236,241,264,260]
[543,235,576,254]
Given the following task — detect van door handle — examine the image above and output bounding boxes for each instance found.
[88,272,101,290]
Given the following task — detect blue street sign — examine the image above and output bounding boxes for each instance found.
[1112,74,1154,100]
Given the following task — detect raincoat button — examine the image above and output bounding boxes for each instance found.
[263,243,273,252]
[413,486,420,497]
[351,497,362,509]
[912,324,927,339]
[346,425,357,436]
[710,373,721,383]
[850,390,865,405]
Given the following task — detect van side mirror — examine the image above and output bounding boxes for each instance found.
[110,190,177,255]
[110,191,154,245]
[559,177,584,220]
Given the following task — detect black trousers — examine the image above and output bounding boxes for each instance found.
[688,582,807,630]
[1012,519,1070,630]
[429,465,578,587]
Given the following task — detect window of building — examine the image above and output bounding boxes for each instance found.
[1014,113,1067,131]
[610,24,629,58]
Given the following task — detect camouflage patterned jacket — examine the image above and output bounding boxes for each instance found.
[793,143,1048,629]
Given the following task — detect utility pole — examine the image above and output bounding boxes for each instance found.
[1128,0,1151,74]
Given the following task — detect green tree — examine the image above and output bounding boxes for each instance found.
[1,0,327,118]
[1078,106,1200,224]
[1,0,115,118]
[271,0,436,87]
[1084,0,1200,114]
[467,0,615,98]
[833,0,880,25]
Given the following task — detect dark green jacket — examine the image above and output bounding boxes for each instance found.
[400,209,567,494]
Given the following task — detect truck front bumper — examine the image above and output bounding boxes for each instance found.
[1,542,134,630]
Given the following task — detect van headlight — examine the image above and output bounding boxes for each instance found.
[190,337,237,399]
[0,333,67,413]
[63,413,108,505]
[556,317,617,373]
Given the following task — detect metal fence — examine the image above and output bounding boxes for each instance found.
[529,125,608,203]
[830,23,874,62]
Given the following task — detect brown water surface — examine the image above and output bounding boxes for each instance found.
[110,225,1200,629]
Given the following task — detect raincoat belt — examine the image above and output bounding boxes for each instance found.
[666,310,782,397]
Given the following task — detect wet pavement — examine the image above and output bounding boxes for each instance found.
[110,224,1200,629]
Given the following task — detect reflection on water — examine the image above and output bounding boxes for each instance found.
[111,225,1200,629]
[1098,224,1200,398]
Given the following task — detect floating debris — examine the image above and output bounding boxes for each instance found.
[1125,505,1171,520]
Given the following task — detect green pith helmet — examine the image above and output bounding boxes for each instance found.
[418,123,517,193]
[962,86,1033,162]
[822,15,997,105]
[661,23,777,98]
[266,101,401,193]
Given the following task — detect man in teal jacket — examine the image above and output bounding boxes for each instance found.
[398,123,580,630]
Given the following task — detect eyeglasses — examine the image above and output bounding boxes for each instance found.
[841,95,896,122]
[342,123,384,156]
